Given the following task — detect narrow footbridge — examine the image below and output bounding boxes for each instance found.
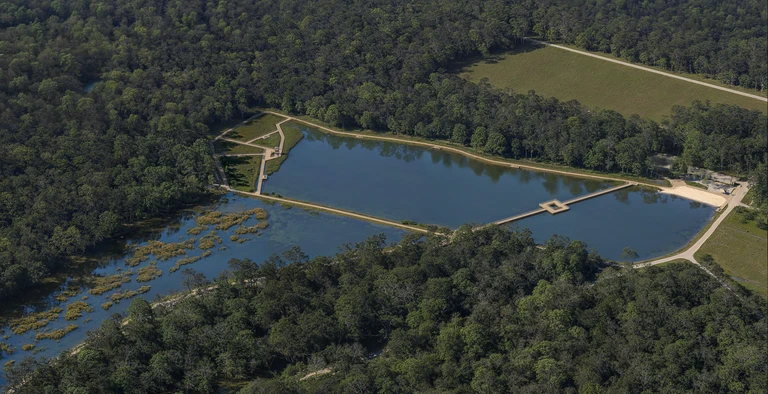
[492,182,636,226]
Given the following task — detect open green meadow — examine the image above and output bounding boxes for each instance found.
[457,44,767,121]
[228,114,285,142]
[695,207,768,297]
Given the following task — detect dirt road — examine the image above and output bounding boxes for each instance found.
[526,39,767,102]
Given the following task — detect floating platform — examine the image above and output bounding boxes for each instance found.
[539,199,570,214]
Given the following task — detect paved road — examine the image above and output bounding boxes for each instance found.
[527,39,767,102]
[636,183,748,268]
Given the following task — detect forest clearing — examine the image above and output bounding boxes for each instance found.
[457,42,767,120]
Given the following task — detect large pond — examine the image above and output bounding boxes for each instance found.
[265,126,715,260]
[0,195,406,381]
[264,128,618,228]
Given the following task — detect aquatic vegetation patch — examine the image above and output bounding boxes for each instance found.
[196,208,267,230]
[136,262,163,282]
[0,342,13,356]
[101,302,113,311]
[109,285,150,303]
[9,307,63,335]
[54,286,82,302]
[22,344,35,351]
[234,223,267,234]
[169,256,203,273]
[186,225,209,235]
[34,324,77,341]
[110,290,138,303]
[126,239,197,266]
[88,272,132,295]
[65,301,94,321]
[199,232,223,250]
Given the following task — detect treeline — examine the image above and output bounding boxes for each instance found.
[5,228,766,393]
[1,0,766,302]
[525,0,768,90]
[318,75,767,178]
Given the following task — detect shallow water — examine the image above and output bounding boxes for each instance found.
[511,186,715,261]
[264,127,617,228]
[0,195,406,379]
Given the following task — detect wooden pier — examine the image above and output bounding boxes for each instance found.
[492,182,636,226]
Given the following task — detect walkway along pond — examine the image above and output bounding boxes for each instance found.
[205,111,722,263]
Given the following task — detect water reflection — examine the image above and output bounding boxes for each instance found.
[265,125,616,228]
[514,186,714,261]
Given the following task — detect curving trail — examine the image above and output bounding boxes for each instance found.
[636,182,748,268]
[526,39,767,102]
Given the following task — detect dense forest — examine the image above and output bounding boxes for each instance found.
[4,228,766,393]
[1,0,767,303]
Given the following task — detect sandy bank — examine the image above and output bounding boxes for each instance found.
[660,185,727,208]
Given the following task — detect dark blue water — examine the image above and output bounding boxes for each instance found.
[511,186,715,261]
[264,127,617,228]
[0,195,406,380]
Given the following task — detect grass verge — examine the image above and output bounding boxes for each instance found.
[265,122,305,175]
[694,207,767,297]
[227,114,285,142]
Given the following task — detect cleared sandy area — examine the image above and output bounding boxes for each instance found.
[660,185,727,208]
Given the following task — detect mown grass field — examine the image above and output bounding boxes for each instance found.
[695,208,768,297]
[256,132,282,148]
[221,156,261,192]
[457,44,767,121]
[265,121,304,175]
[228,114,285,142]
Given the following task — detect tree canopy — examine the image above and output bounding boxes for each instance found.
[5,228,766,393]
